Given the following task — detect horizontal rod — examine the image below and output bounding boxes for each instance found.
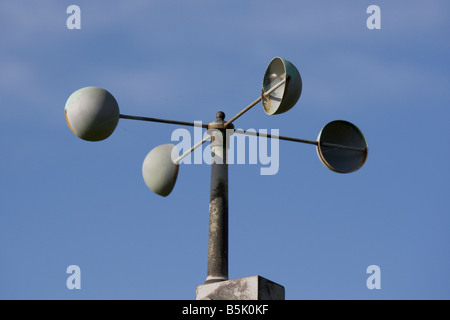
[224,77,287,127]
[233,129,367,152]
[173,128,366,166]
[120,114,209,128]
[234,129,317,145]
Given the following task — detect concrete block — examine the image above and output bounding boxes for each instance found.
[196,275,285,300]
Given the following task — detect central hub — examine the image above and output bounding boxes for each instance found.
[207,111,234,148]
[207,111,234,130]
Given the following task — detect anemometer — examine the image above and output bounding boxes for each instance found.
[65,57,368,298]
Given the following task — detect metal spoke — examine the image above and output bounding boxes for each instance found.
[120,114,208,128]
[173,134,211,165]
[233,129,367,152]
[224,76,287,127]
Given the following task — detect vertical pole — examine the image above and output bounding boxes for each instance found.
[205,112,229,284]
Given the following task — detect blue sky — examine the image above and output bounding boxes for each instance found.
[0,0,449,299]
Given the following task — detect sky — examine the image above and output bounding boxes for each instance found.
[0,0,449,300]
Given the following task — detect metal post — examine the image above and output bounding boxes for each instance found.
[205,111,229,284]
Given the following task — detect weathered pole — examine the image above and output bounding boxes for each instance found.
[204,111,232,284]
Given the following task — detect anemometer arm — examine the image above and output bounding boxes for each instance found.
[233,129,367,152]
[119,114,209,128]
[224,76,288,127]
[173,134,211,165]
[119,114,212,165]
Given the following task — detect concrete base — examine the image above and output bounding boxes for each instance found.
[196,276,285,300]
